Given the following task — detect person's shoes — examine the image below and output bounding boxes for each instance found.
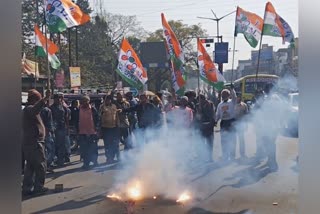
[22,190,33,197]
[33,187,49,195]
[65,157,71,163]
[81,164,90,170]
[106,159,115,165]
[47,167,54,173]
[267,161,278,171]
[93,161,98,166]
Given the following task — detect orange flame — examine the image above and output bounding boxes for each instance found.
[107,194,122,200]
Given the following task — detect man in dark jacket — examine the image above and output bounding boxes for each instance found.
[40,102,55,172]
[75,95,100,169]
[22,89,51,196]
[195,94,215,162]
[123,92,161,144]
[50,93,69,166]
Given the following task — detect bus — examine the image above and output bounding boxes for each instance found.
[232,74,279,102]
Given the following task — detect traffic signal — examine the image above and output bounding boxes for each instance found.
[200,38,214,47]
[200,38,214,43]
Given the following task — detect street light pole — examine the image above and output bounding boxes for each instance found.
[198,9,236,73]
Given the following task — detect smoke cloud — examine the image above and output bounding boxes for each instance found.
[107,75,298,203]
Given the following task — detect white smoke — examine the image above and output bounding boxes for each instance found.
[106,76,298,203]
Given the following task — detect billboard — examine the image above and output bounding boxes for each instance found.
[55,69,65,88]
[140,41,169,68]
[69,67,81,88]
[214,42,229,64]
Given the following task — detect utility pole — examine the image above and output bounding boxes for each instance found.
[198,9,236,74]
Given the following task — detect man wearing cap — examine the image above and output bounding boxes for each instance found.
[215,85,237,162]
[22,89,51,196]
[75,95,100,169]
[50,93,70,166]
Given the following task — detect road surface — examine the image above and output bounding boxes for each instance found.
[22,124,298,214]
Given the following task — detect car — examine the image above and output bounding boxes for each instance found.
[283,92,298,137]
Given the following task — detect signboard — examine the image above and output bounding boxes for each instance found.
[69,67,81,88]
[140,42,169,68]
[245,77,277,83]
[214,42,229,64]
[55,69,65,88]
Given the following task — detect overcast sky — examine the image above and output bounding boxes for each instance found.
[88,0,298,70]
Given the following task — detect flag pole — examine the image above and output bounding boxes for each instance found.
[34,0,40,89]
[231,7,238,85]
[68,28,72,67]
[75,26,79,66]
[43,6,51,90]
[231,36,236,84]
[255,4,267,91]
[196,38,201,110]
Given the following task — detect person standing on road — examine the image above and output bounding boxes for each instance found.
[256,84,282,171]
[215,85,237,162]
[100,95,120,164]
[123,92,162,144]
[22,89,51,196]
[115,92,132,150]
[76,95,100,169]
[125,92,138,133]
[167,96,193,129]
[195,94,215,162]
[234,94,249,160]
[50,93,70,166]
[40,101,55,173]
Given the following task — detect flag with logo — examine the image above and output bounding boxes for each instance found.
[34,24,61,69]
[235,6,264,48]
[161,13,186,94]
[117,38,148,90]
[262,2,295,45]
[197,38,225,90]
[45,0,90,33]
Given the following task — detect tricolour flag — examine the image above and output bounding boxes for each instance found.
[45,0,90,33]
[235,6,264,48]
[34,25,61,69]
[197,38,225,90]
[116,38,148,90]
[262,2,295,45]
[161,13,186,94]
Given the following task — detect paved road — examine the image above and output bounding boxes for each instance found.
[22,125,298,214]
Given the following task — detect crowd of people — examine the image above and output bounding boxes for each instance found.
[22,84,282,196]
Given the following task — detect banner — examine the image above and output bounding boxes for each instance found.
[55,69,65,88]
[69,67,81,88]
[21,54,39,78]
